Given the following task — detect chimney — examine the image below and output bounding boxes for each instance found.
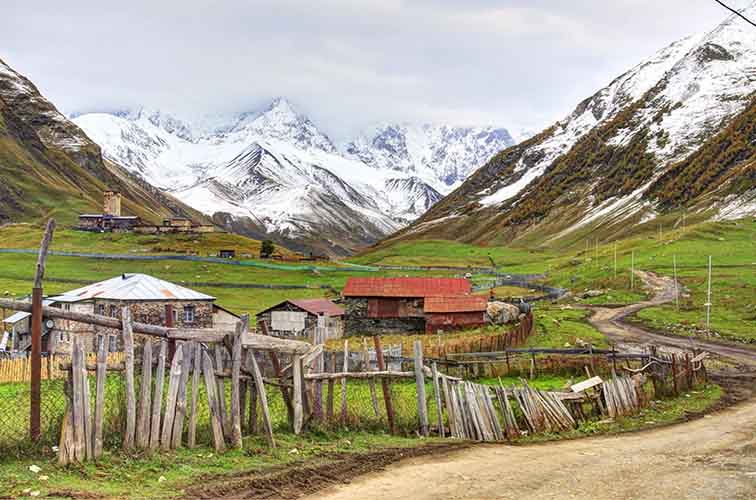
[103,190,122,216]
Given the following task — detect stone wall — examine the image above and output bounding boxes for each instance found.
[344,298,426,335]
[50,299,214,353]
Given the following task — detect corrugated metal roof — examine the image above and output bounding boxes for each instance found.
[424,295,488,313]
[48,274,214,302]
[343,277,471,298]
[289,299,345,317]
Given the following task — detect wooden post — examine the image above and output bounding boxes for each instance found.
[93,333,109,459]
[149,340,167,450]
[364,338,380,417]
[326,353,335,421]
[706,255,713,329]
[314,315,325,420]
[214,345,230,439]
[79,338,93,460]
[188,341,201,448]
[340,340,349,424]
[248,375,258,434]
[259,321,295,430]
[248,349,276,448]
[431,362,444,437]
[374,336,395,434]
[202,350,226,452]
[30,218,55,442]
[413,340,429,437]
[230,319,245,448]
[70,338,86,462]
[161,344,184,450]
[136,340,153,449]
[122,307,137,451]
[171,342,193,449]
[293,354,304,434]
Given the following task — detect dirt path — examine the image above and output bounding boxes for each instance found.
[589,270,756,367]
[308,272,756,500]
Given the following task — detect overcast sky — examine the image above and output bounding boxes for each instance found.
[2,0,749,140]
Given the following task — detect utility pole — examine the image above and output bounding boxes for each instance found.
[673,255,679,311]
[706,256,713,329]
[630,250,635,290]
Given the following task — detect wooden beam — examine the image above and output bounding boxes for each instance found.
[241,332,312,355]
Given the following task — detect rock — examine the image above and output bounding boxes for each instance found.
[28,465,41,474]
[486,302,520,324]
[581,290,604,298]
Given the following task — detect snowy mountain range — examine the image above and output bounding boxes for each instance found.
[391,3,756,247]
[73,99,513,255]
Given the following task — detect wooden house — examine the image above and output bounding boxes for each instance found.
[342,277,480,335]
[256,298,344,340]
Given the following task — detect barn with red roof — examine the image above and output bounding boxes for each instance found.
[342,277,486,334]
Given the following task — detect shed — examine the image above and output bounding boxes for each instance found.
[424,295,488,333]
[342,277,474,335]
[256,298,344,340]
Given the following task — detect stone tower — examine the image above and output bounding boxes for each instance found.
[103,190,122,216]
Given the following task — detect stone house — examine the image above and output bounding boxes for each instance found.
[45,273,237,353]
[78,190,141,232]
[342,277,478,335]
[256,298,344,341]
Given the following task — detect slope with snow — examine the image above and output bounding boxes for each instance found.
[393,3,756,247]
[75,98,502,254]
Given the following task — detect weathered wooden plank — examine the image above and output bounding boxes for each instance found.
[363,338,380,418]
[58,374,75,465]
[171,342,193,449]
[79,338,93,460]
[70,338,85,462]
[230,319,245,448]
[215,345,230,440]
[248,379,258,434]
[161,344,184,450]
[326,354,335,421]
[202,349,226,452]
[241,332,312,354]
[340,340,349,424]
[374,336,395,434]
[248,349,276,448]
[431,362,445,438]
[136,341,153,449]
[413,340,429,437]
[122,307,137,451]
[188,341,201,448]
[93,334,110,459]
[149,340,167,450]
[441,375,456,438]
[292,354,304,434]
[570,376,604,393]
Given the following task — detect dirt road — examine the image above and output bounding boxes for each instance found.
[310,272,756,500]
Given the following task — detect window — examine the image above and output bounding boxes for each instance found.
[96,334,104,351]
[172,308,179,323]
[109,305,118,318]
[108,335,117,352]
[184,305,196,323]
[96,304,105,316]
[63,304,71,311]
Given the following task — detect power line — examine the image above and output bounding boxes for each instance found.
[713,0,756,29]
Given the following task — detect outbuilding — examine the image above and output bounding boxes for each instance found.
[255,298,344,341]
[342,277,476,335]
[424,295,488,333]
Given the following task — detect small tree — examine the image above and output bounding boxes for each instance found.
[260,240,275,259]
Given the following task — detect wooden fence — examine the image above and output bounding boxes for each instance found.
[0,353,125,383]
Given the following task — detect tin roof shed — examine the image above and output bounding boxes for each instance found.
[48,274,214,302]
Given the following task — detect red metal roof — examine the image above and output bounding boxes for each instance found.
[343,277,471,298]
[288,299,345,317]
[424,295,488,313]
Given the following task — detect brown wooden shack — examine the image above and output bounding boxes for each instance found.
[256,298,344,340]
[342,277,481,335]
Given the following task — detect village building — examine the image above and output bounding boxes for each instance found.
[78,190,141,232]
[342,277,485,335]
[255,298,344,341]
[22,273,238,354]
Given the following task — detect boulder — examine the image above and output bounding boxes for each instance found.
[486,301,520,324]
[581,290,604,298]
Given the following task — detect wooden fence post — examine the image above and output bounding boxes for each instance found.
[149,340,167,450]
[93,334,109,459]
[431,362,444,437]
[414,340,429,437]
[340,340,349,424]
[293,354,304,434]
[171,342,193,449]
[136,340,152,449]
[31,218,55,442]
[122,307,136,451]
[188,341,201,448]
[161,344,184,450]
[248,349,276,448]
[230,319,245,448]
[326,354,335,421]
[374,336,395,434]
[214,345,230,439]
[364,338,380,417]
[202,349,226,452]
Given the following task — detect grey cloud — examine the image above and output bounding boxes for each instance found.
[1,0,745,141]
